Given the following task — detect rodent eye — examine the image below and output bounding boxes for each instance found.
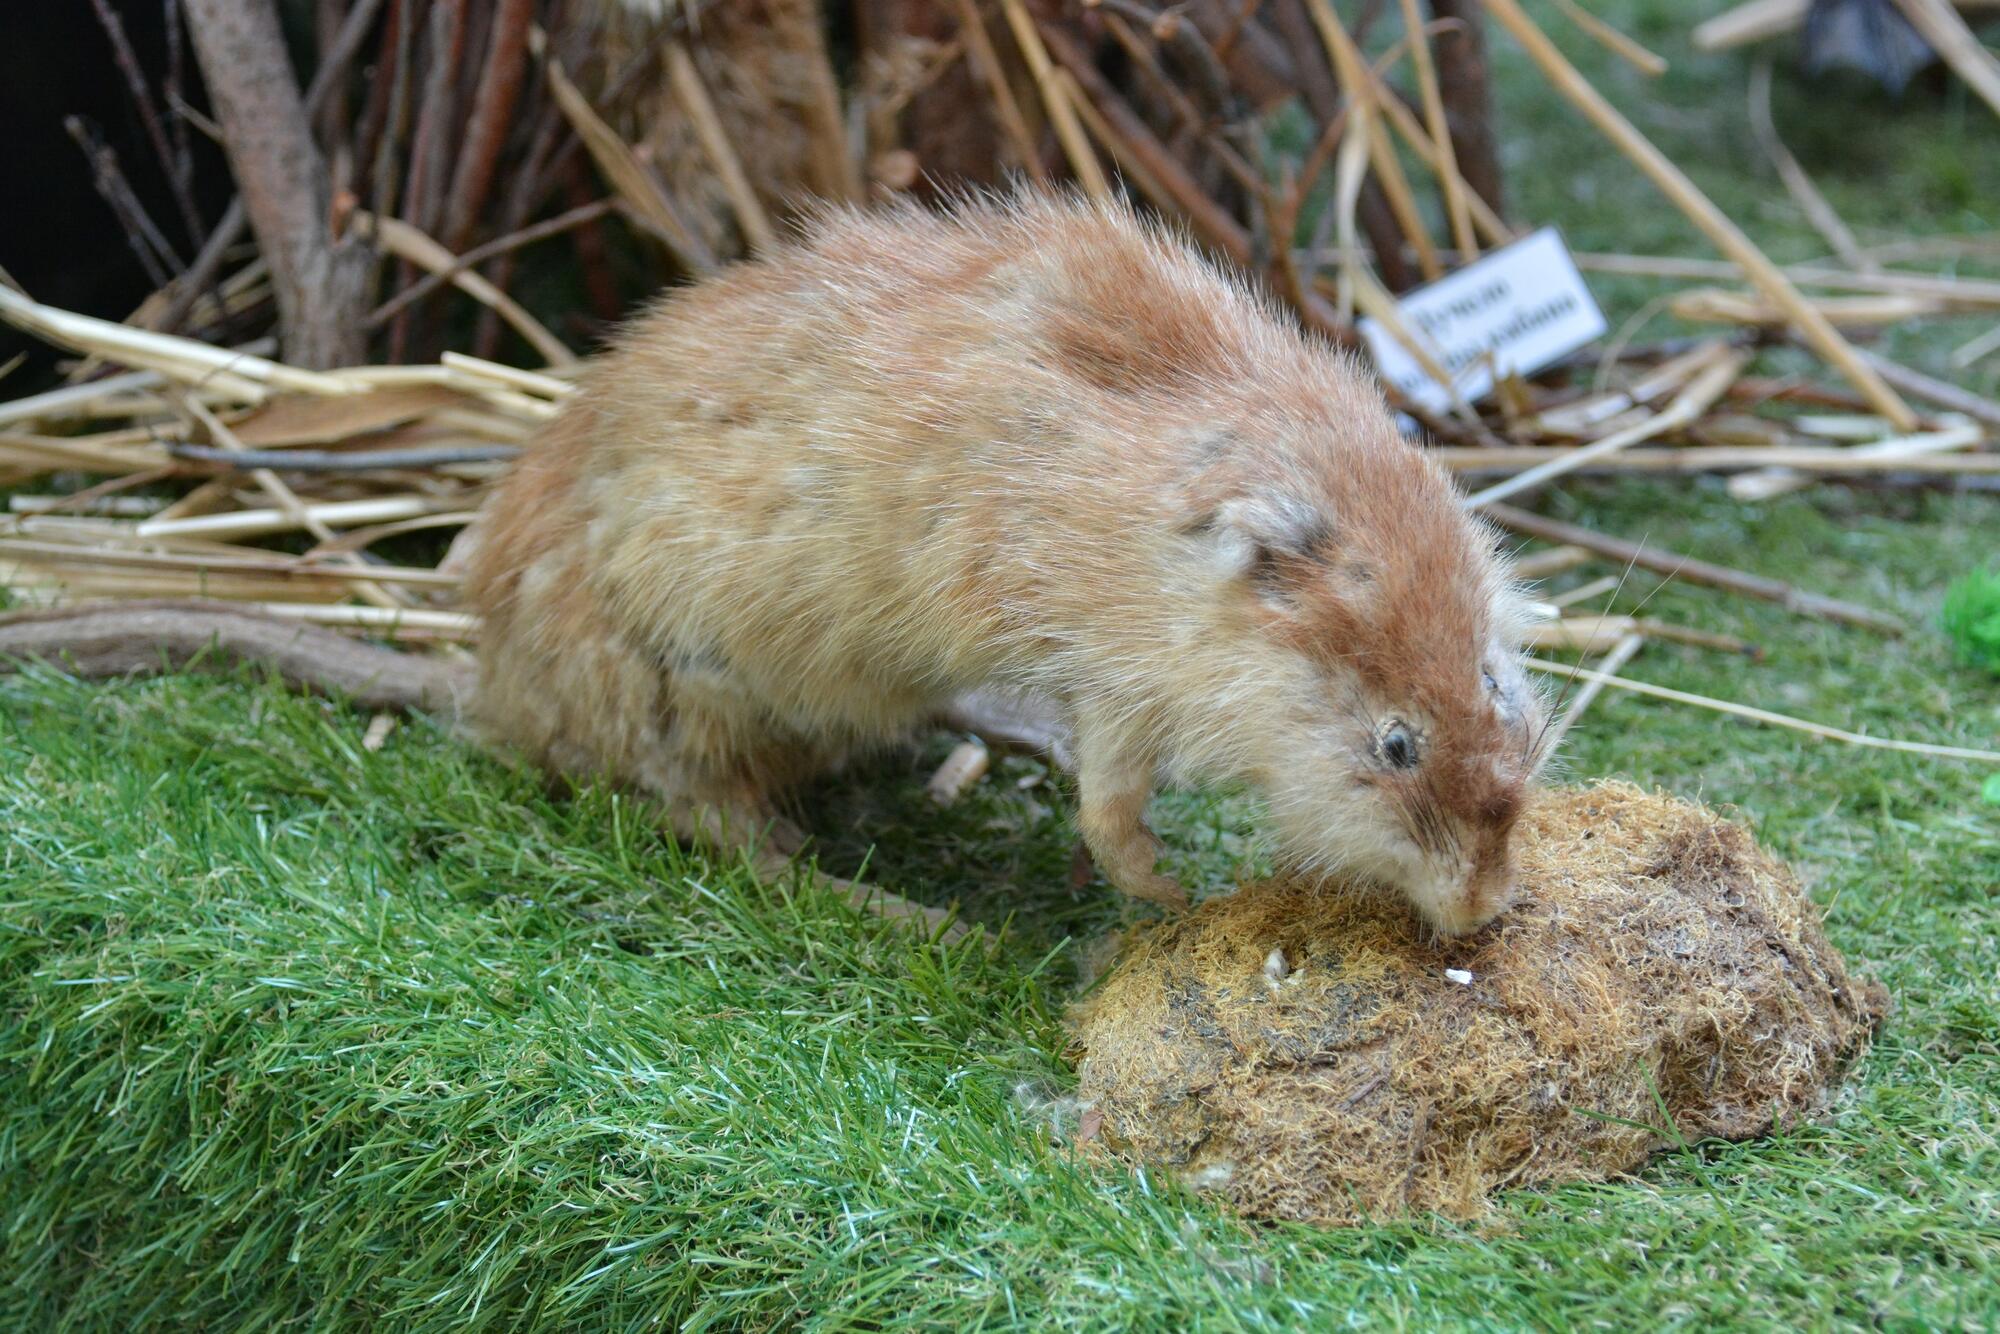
[1483,671,1499,693]
[1379,720,1419,769]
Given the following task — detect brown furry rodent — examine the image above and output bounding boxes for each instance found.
[465,194,1551,936]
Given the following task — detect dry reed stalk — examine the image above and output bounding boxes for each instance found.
[437,352,574,401]
[370,199,617,331]
[247,603,477,636]
[1525,614,1641,653]
[1,433,171,477]
[1728,415,1985,500]
[1038,26,1254,266]
[0,538,457,588]
[135,495,440,542]
[173,389,414,611]
[1303,0,1442,280]
[1693,0,1808,49]
[1002,0,1111,200]
[925,738,992,806]
[1953,323,2000,369]
[665,41,777,252]
[535,28,716,274]
[1512,545,1594,579]
[361,214,575,367]
[1670,288,1943,327]
[1524,657,2000,763]
[1890,0,2000,123]
[951,0,1047,181]
[1362,90,1510,247]
[1570,253,2000,308]
[0,287,345,399]
[1630,620,1762,656]
[1464,347,1748,507]
[1549,0,1667,75]
[1852,350,2000,431]
[1548,574,1621,609]
[1479,0,1917,429]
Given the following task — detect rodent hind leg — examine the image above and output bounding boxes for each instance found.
[650,697,968,943]
[1073,721,1189,911]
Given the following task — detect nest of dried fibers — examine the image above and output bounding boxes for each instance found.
[1067,782,1886,1225]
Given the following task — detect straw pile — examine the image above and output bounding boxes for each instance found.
[1067,782,1886,1225]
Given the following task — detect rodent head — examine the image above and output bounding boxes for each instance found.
[1182,444,1550,938]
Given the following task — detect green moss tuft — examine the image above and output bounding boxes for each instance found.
[1942,569,2000,675]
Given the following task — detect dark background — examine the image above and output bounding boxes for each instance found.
[1,3,234,388]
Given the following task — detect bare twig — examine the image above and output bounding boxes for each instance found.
[1485,503,1906,636]
[63,117,184,287]
[86,0,206,245]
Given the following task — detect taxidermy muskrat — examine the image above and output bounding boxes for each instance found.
[1,196,1552,937]
[461,195,1551,935]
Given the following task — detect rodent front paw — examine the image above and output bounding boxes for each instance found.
[1121,872,1191,912]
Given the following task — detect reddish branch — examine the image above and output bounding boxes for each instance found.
[1428,0,1505,217]
[182,0,371,368]
[443,0,536,253]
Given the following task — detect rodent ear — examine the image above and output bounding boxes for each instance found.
[1188,491,1332,607]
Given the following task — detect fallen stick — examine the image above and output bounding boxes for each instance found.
[1524,656,2000,763]
[1479,0,1918,429]
[1852,349,2000,431]
[0,599,470,712]
[1484,503,1906,636]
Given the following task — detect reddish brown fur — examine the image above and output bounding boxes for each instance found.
[465,194,1548,935]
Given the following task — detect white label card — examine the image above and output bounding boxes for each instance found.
[1357,227,1607,415]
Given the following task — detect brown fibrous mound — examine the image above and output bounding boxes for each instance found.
[1066,782,1887,1225]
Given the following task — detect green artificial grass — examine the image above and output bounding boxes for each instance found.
[6,1,2000,1327]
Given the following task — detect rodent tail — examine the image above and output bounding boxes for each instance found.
[0,599,474,717]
